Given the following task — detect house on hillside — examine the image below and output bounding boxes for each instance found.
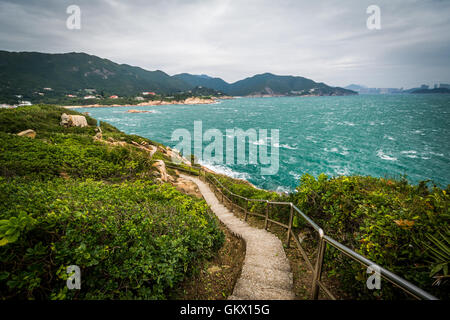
[135,96,145,101]
[109,95,119,99]
[142,92,156,96]
[83,95,97,100]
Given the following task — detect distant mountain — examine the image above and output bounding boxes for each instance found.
[0,51,356,102]
[0,51,190,97]
[173,73,230,93]
[345,84,405,94]
[345,84,367,91]
[176,72,356,96]
[411,88,450,94]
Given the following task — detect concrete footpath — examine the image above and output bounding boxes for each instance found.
[181,174,295,300]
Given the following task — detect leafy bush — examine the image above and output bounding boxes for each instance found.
[0,132,154,180]
[294,173,450,299]
[0,178,224,299]
[0,104,225,300]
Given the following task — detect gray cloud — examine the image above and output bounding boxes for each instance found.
[0,0,449,88]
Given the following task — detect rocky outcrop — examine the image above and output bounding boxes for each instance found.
[60,113,88,127]
[17,129,36,138]
[152,160,169,182]
[183,97,216,105]
[172,175,202,198]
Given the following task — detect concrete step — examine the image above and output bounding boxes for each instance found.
[232,278,295,300]
[240,264,293,291]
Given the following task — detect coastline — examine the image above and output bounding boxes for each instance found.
[63,96,233,109]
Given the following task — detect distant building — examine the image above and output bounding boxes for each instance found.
[420,84,429,90]
[83,95,97,99]
[37,92,44,96]
[84,89,96,94]
[43,87,53,91]
[18,101,32,106]
[66,94,77,98]
[439,83,450,89]
[142,92,156,96]
[109,95,119,99]
[135,96,145,101]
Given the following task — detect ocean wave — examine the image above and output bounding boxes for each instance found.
[273,143,297,150]
[377,149,397,161]
[199,161,250,180]
[252,138,267,146]
[337,121,356,126]
[324,147,339,153]
[289,171,302,180]
[329,165,350,176]
[401,150,418,158]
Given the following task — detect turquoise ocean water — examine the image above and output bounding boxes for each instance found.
[75,94,450,192]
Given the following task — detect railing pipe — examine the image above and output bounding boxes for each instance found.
[312,229,326,300]
[286,203,294,247]
[264,200,269,230]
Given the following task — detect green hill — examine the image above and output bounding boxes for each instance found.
[0,51,190,99]
[174,72,357,96]
[0,51,355,104]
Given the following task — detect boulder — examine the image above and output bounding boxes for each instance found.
[17,129,36,138]
[152,160,169,182]
[60,113,88,127]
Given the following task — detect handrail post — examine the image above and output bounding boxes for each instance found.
[312,229,326,300]
[286,203,294,247]
[244,199,248,221]
[230,193,234,212]
[264,200,269,230]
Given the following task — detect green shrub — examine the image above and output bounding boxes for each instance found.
[0,178,224,299]
[294,173,450,299]
[0,132,156,180]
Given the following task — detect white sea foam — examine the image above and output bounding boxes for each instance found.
[289,171,302,180]
[401,150,418,158]
[324,147,339,153]
[330,165,350,176]
[252,138,266,146]
[273,143,297,150]
[377,149,397,161]
[384,134,395,141]
[199,161,251,181]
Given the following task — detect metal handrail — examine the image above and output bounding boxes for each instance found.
[192,167,438,300]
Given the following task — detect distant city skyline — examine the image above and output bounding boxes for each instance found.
[0,0,449,89]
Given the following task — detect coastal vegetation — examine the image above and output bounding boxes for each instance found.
[0,104,224,299]
[0,104,448,300]
[208,173,449,299]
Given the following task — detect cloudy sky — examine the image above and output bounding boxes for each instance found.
[0,0,449,88]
